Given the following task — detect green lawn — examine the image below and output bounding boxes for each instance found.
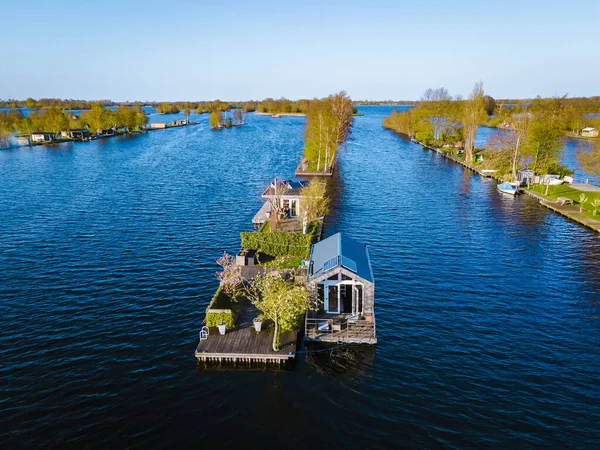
[528,184,600,220]
[259,221,271,233]
[257,253,304,268]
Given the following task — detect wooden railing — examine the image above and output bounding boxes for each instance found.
[305,316,375,340]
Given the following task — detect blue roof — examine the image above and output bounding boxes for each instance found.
[308,233,373,282]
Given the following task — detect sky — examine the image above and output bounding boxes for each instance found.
[1,0,598,101]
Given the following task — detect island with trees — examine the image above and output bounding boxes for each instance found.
[209,108,246,130]
[295,91,354,176]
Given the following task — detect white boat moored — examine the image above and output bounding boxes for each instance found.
[497,181,518,195]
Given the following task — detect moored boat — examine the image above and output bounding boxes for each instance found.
[497,181,518,195]
[272,114,281,118]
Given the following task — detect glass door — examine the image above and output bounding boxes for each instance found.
[290,199,298,217]
[326,285,339,314]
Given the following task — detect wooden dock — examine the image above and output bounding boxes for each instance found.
[195,300,298,366]
[195,327,297,365]
[521,191,600,233]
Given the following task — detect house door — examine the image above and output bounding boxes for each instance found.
[290,199,298,217]
[326,285,339,314]
[352,285,362,316]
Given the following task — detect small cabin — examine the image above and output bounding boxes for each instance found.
[305,233,376,344]
[30,132,55,143]
[16,136,30,146]
[150,122,167,129]
[582,127,599,138]
[517,169,535,186]
[61,129,91,140]
[100,128,116,137]
[253,179,308,225]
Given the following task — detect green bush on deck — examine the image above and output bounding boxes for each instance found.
[205,310,235,329]
[240,223,319,259]
[204,285,240,329]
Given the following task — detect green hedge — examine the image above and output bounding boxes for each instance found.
[240,224,319,259]
[206,310,235,329]
[205,286,240,329]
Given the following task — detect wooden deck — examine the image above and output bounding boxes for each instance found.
[195,300,298,365]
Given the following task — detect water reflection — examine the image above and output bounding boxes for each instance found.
[304,343,376,383]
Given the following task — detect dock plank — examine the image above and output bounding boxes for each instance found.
[196,300,297,363]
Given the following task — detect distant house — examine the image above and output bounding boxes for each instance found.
[61,129,91,140]
[99,128,116,137]
[30,132,55,143]
[150,122,167,129]
[16,136,30,146]
[305,233,376,344]
[582,127,599,137]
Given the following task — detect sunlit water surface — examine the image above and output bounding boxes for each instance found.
[1,107,599,448]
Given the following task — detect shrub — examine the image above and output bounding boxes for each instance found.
[415,131,434,145]
[240,223,319,259]
[204,285,241,328]
[206,310,235,328]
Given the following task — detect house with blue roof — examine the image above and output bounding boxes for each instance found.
[305,233,376,344]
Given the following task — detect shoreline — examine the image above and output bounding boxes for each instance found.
[254,112,305,116]
[388,128,600,235]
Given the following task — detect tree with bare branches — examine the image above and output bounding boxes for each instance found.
[461,81,488,164]
[265,178,290,224]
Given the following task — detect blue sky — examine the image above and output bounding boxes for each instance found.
[1,0,598,101]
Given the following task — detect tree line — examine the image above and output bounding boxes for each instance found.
[382,84,600,180]
[0,104,148,136]
[303,92,354,172]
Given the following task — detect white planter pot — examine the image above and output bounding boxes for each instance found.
[265,211,271,219]
[218,324,226,335]
[253,320,262,332]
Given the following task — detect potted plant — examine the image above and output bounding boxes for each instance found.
[253,316,263,332]
[217,321,227,335]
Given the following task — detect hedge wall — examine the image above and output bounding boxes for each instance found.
[204,285,241,329]
[240,228,317,259]
[206,310,235,329]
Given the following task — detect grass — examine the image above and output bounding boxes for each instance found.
[528,184,600,220]
[259,221,271,233]
[257,253,304,268]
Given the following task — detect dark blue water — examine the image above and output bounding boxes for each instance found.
[1,107,599,448]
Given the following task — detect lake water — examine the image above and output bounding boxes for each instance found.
[1,106,599,448]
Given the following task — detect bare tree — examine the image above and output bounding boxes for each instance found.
[265,178,290,224]
[420,87,453,141]
[462,81,488,163]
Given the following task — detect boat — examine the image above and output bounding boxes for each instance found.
[541,174,563,185]
[271,114,281,118]
[410,137,419,143]
[497,181,518,195]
